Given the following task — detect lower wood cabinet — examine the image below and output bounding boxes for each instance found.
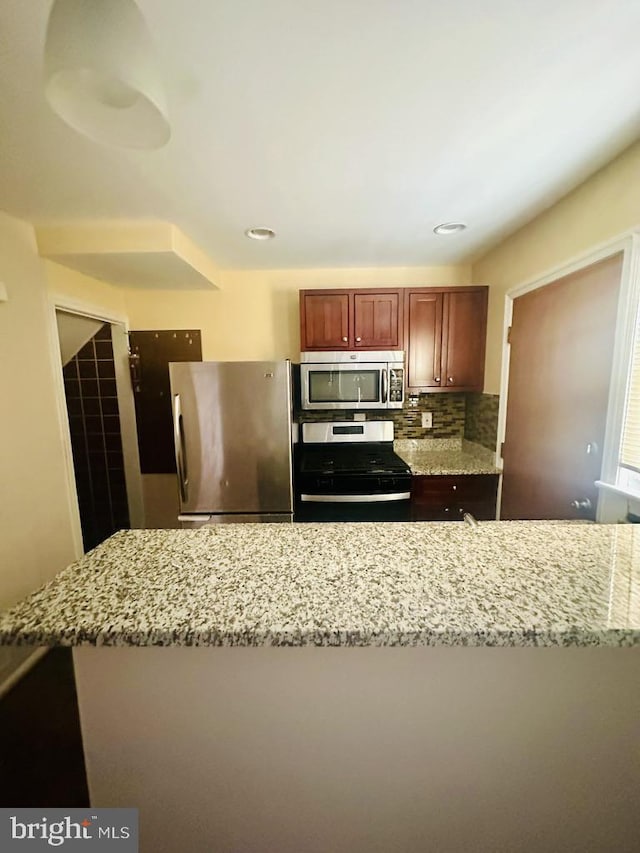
[410,474,499,521]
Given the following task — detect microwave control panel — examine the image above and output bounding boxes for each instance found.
[389,368,404,403]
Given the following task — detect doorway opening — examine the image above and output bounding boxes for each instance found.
[55,309,143,552]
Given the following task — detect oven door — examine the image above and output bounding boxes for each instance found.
[295,474,412,522]
[295,493,411,522]
[301,362,387,410]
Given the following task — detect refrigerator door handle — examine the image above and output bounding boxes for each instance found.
[173,393,189,503]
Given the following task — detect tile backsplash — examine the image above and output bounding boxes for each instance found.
[464,393,500,451]
[393,393,467,438]
[299,393,467,439]
[299,392,500,446]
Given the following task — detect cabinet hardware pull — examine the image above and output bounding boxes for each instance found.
[341,336,348,342]
[448,376,454,383]
[355,336,362,342]
[434,376,441,383]
[570,498,592,510]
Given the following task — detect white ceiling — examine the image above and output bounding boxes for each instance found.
[1,0,640,271]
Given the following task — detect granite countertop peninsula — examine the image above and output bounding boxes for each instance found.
[0,522,638,648]
[394,438,501,476]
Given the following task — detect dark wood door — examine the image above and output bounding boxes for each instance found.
[129,329,202,474]
[300,293,350,350]
[405,290,443,389]
[442,289,488,391]
[500,254,622,520]
[353,291,402,348]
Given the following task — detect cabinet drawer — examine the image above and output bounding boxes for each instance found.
[412,474,498,502]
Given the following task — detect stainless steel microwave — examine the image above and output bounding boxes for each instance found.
[300,351,404,410]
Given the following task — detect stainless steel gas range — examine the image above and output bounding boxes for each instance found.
[294,421,412,522]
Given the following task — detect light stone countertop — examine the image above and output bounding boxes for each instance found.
[395,439,501,476]
[0,522,638,647]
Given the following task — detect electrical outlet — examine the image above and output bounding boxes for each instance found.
[421,412,433,429]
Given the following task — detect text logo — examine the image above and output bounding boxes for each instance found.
[0,809,138,851]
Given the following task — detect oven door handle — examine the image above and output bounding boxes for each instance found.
[300,492,410,503]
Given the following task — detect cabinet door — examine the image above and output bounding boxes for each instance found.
[353,291,402,349]
[405,291,443,390]
[451,474,499,520]
[300,293,350,350]
[410,474,498,521]
[441,289,488,391]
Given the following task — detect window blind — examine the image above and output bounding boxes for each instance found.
[620,318,640,473]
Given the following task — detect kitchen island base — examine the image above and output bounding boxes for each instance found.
[74,646,639,853]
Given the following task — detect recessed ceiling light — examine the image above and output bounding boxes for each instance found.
[245,227,276,241]
[433,222,467,235]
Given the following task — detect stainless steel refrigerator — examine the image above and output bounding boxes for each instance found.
[169,360,294,526]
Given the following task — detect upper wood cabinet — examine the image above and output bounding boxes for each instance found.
[300,289,403,351]
[299,286,487,389]
[405,287,488,392]
[300,292,350,349]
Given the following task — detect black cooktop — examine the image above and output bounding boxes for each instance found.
[297,443,410,476]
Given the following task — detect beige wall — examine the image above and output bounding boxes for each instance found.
[0,214,131,615]
[45,259,127,319]
[474,139,640,394]
[123,265,472,360]
[0,212,79,612]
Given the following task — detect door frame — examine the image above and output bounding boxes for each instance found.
[496,229,640,520]
[46,294,142,557]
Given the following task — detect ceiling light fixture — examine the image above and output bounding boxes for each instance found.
[245,227,276,241]
[44,0,170,150]
[433,222,467,235]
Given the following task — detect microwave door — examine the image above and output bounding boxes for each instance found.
[337,370,345,403]
[353,376,363,406]
[334,368,356,406]
[348,366,381,408]
[302,363,387,409]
